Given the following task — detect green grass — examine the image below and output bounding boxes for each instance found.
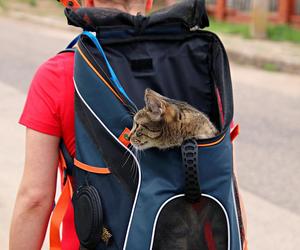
[29,0,37,7]
[262,63,280,72]
[267,24,300,44]
[207,19,300,44]
[0,0,6,9]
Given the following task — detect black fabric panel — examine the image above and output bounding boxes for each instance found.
[65,0,209,31]
[77,36,138,115]
[100,35,217,128]
[80,30,233,132]
[75,93,137,195]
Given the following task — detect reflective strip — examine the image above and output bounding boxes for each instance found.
[74,158,111,174]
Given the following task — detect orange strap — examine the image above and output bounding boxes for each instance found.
[50,152,73,250]
[74,158,111,174]
[50,177,72,250]
[145,0,154,13]
[230,124,240,142]
[58,0,80,8]
[86,0,94,7]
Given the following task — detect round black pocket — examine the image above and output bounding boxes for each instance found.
[73,185,104,249]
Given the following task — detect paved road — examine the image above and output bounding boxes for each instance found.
[232,65,300,214]
[1,16,300,249]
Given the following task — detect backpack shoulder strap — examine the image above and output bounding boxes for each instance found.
[50,143,73,250]
[58,34,81,55]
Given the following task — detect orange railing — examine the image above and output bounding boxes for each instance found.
[206,0,300,27]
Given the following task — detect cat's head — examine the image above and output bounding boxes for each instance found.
[129,88,180,150]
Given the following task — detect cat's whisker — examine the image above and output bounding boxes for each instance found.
[121,148,130,160]
[121,151,133,169]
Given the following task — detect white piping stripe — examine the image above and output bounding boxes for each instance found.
[149,193,231,250]
[231,181,243,250]
[73,79,142,250]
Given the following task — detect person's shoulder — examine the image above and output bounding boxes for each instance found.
[32,51,75,90]
[39,51,74,76]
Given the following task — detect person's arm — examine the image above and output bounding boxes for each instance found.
[9,128,59,250]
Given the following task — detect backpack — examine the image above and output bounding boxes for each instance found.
[50,1,247,249]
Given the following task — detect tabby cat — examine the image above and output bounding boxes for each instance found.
[129,88,219,150]
[129,89,227,250]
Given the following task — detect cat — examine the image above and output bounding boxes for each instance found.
[129,89,227,250]
[129,88,219,150]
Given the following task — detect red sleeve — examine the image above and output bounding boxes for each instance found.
[19,55,66,137]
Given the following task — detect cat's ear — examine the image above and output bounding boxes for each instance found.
[165,104,180,123]
[144,88,165,121]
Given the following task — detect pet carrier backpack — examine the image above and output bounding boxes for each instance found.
[50,1,247,249]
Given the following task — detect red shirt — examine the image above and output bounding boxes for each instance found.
[19,52,79,249]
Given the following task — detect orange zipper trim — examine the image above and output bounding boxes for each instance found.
[198,134,226,147]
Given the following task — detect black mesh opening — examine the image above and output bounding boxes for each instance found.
[153,196,228,250]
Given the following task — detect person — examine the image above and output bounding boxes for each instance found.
[9,1,147,249]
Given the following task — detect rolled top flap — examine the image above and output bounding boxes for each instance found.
[65,0,209,32]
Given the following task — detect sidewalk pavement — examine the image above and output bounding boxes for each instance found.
[6,10,300,75]
[220,33,300,75]
[1,73,300,249]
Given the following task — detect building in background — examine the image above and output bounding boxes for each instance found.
[206,0,300,27]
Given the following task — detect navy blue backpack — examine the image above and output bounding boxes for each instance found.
[50,1,247,250]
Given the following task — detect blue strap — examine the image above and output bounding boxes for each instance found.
[81,31,133,103]
[66,34,80,49]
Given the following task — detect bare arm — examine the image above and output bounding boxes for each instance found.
[9,129,60,250]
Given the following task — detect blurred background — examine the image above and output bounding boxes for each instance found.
[0,0,299,249]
